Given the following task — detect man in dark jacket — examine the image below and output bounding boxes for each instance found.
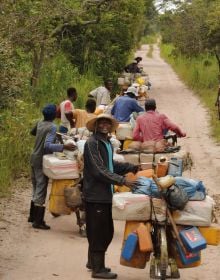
[124,60,141,74]
[83,114,140,279]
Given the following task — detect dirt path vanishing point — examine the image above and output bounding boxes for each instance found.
[0,44,220,280]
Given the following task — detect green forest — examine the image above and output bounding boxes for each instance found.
[0,0,219,194]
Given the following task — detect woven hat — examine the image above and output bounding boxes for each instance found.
[86,114,119,133]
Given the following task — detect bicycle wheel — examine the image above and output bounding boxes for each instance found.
[159,227,168,280]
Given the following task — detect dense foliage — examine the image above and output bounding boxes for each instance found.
[159,0,220,58]
[161,44,220,141]
[158,0,220,140]
[0,0,156,194]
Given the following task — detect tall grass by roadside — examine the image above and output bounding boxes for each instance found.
[160,44,220,142]
[0,98,37,196]
[0,53,102,195]
[32,53,102,109]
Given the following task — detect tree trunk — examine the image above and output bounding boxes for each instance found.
[30,42,45,87]
[215,52,220,72]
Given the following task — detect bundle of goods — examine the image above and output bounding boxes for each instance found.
[154,151,193,172]
[115,122,133,141]
[69,127,91,140]
[120,139,193,172]
[128,140,169,153]
[109,135,121,152]
[112,192,167,222]
[118,73,150,86]
[43,154,79,180]
[112,175,214,226]
[64,180,82,209]
[49,179,74,215]
[120,222,153,269]
[169,225,207,268]
[132,176,206,201]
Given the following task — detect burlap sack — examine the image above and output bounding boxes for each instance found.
[155,139,168,152]
[64,184,82,208]
[128,141,141,151]
[140,141,155,152]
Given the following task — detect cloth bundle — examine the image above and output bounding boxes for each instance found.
[133,176,206,201]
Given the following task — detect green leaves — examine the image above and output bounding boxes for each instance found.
[159,0,220,57]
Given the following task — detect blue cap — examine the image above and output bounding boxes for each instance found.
[42,104,57,120]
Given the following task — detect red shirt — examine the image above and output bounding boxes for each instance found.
[133,111,185,142]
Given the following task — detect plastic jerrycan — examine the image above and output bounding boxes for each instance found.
[121,232,138,261]
[136,223,153,253]
[156,156,169,177]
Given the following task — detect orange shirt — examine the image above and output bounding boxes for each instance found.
[73,109,96,128]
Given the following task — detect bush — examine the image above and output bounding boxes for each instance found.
[160,43,220,141]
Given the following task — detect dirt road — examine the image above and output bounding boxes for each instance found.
[0,44,220,280]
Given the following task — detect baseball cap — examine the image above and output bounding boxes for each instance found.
[125,86,139,97]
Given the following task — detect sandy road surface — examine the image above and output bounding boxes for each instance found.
[0,44,220,280]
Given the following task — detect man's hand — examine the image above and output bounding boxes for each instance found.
[123,179,139,191]
[63,143,76,151]
[132,165,142,174]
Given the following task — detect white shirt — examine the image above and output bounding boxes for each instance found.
[60,99,74,129]
[89,86,111,106]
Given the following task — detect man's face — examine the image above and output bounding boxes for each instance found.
[70,94,77,102]
[105,82,113,91]
[96,118,112,134]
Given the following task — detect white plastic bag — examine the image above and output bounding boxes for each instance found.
[112,192,167,222]
[63,139,77,160]
[173,195,214,226]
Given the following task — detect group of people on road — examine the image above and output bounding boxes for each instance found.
[29,56,186,278]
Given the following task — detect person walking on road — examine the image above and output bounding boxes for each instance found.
[83,114,140,279]
[29,104,76,230]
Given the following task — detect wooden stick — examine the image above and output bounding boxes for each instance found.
[152,175,187,255]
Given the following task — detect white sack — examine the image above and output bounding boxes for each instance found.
[112,192,214,226]
[43,154,79,179]
[112,192,166,222]
[173,195,214,226]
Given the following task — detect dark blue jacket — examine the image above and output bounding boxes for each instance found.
[83,134,136,203]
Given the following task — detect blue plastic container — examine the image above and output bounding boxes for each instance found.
[179,226,207,252]
[121,232,138,261]
[168,158,183,177]
[176,241,200,265]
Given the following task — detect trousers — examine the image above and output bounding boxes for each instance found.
[85,202,114,253]
[31,166,49,205]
